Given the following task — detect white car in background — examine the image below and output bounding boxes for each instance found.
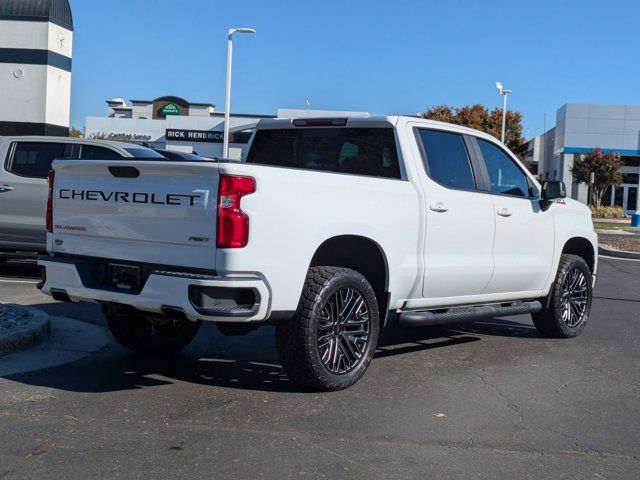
[0,136,164,257]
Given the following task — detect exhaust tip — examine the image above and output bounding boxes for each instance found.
[162,306,188,321]
[51,289,72,303]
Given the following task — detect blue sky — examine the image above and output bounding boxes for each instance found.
[69,0,640,138]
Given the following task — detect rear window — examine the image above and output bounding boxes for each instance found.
[80,145,124,160]
[246,128,401,179]
[124,147,165,158]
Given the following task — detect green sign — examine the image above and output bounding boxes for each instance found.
[160,102,181,116]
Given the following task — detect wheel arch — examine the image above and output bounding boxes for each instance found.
[562,236,596,272]
[309,235,390,326]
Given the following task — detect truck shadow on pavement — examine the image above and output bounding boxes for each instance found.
[3,311,540,394]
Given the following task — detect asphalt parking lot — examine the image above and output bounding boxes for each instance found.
[0,256,638,479]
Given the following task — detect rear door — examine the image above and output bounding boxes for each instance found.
[474,138,555,294]
[50,160,220,269]
[0,141,73,249]
[413,128,496,301]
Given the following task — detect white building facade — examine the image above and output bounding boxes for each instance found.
[528,103,640,214]
[0,0,73,136]
[86,99,368,158]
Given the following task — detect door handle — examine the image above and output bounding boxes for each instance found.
[497,207,512,217]
[430,202,449,213]
[0,184,13,193]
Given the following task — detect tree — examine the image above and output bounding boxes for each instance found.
[570,148,623,208]
[69,127,83,138]
[422,104,525,156]
[422,105,454,124]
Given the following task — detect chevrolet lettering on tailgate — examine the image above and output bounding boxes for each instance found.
[58,189,203,206]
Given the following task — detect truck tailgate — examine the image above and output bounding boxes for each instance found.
[50,160,219,269]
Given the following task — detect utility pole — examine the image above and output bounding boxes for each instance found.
[495,82,512,144]
[222,27,256,159]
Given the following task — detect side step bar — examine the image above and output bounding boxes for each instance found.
[398,301,542,327]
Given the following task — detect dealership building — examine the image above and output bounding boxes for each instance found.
[85,98,368,158]
[527,103,640,214]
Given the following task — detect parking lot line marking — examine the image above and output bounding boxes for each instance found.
[600,255,640,263]
[0,279,39,284]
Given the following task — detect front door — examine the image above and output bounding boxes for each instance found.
[475,138,555,294]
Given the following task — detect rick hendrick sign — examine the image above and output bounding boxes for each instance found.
[166,129,224,143]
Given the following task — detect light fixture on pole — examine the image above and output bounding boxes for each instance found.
[496,82,512,144]
[222,27,256,159]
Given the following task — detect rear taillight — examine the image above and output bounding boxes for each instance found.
[216,174,256,248]
[46,170,54,233]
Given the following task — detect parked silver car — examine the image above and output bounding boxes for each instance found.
[0,136,164,257]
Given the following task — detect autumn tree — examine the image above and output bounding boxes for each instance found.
[422,104,525,155]
[421,105,454,124]
[69,127,83,138]
[570,148,623,208]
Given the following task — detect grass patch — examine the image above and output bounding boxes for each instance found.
[594,222,634,231]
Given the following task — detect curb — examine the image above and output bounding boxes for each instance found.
[592,218,630,224]
[598,246,640,260]
[0,305,51,357]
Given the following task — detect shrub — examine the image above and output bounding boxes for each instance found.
[590,205,627,219]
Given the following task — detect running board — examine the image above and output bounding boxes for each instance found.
[398,301,542,327]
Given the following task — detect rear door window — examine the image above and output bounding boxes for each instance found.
[7,142,73,178]
[246,128,401,179]
[416,129,476,190]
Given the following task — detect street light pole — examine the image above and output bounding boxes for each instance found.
[496,82,512,144]
[222,27,256,159]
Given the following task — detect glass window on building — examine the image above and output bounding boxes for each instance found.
[622,173,640,185]
[614,186,624,207]
[621,156,640,167]
[627,187,638,211]
[603,185,613,205]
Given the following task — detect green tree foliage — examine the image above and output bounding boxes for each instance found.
[422,104,525,155]
[571,148,623,208]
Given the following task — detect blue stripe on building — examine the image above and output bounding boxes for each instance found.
[564,147,640,156]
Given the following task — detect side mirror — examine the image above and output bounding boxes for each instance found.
[541,181,566,200]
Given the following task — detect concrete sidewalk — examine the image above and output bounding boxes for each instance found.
[0,314,109,377]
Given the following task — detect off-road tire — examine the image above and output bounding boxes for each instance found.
[276,267,380,391]
[533,254,592,338]
[107,314,202,354]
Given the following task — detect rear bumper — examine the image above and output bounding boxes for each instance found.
[38,256,271,323]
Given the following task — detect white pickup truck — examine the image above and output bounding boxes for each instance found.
[39,116,598,391]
